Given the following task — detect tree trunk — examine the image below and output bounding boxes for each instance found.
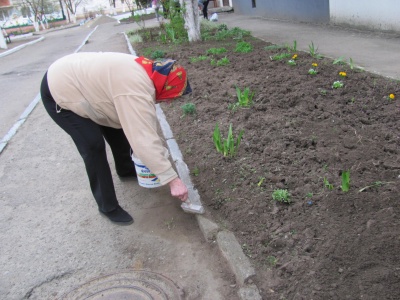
[181,0,201,42]
[0,32,7,50]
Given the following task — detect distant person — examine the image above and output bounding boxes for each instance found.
[198,0,204,15]
[202,0,211,20]
[152,0,161,21]
[40,53,192,225]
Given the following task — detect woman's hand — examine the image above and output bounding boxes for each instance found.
[168,178,188,202]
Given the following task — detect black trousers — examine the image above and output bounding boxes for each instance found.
[203,0,210,19]
[40,73,136,212]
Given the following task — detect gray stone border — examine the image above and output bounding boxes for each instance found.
[122,32,262,300]
[0,36,45,58]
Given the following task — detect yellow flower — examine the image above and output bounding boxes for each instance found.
[292,54,298,60]
[389,93,395,100]
[312,63,318,67]
[339,71,347,77]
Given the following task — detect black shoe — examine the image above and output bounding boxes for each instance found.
[99,206,134,225]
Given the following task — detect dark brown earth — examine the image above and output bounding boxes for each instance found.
[134,25,400,300]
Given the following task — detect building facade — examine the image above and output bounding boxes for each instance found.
[232,0,400,32]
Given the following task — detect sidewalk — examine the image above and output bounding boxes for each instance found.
[218,13,400,80]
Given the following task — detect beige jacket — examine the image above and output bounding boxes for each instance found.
[47,52,177,185]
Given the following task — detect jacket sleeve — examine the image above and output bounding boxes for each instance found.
[114,94,178,185]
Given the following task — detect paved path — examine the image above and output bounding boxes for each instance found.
[219,13,400,80]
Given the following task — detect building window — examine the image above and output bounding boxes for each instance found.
[252,0,256,8]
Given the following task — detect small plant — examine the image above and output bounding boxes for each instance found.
[339,71,347,78]
[212,56,230,66]
[266,256,278,268]
[333,56,346,65]
[388,93,395,101]
[359,181,394,192]
[270,52,292,61]
[287,59,296,66]
[213,123,244,158]
[190,55,208,63]
[151,50,165,59]
[319,88,327,96]
[288,40,297,52]
[323,177,334,190]
[272,189,291,203]
[308,62,318,75]
[164,217,175,230]
[181,103,196,116]
[341,170,350,192]
[265,44,287,51]
[192,167,200,176]
[257,177,265,187]
[292,54,298,60]
[235,41,253,53]
[129,34,143,43]
[332,81,344,89]
[308,41,321,58]
[235,86,254,107]
[308,68,318,75]
[206,47,227,55]
[348,57,355,70]
[306,192,313,198]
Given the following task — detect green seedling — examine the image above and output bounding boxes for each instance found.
[151,50,165,59]
[213,123,244,158]
[257,177,265,187]
[319,88,327,96]
[235,41,253,53]
[308,68,318,75]
[192,167,200,176]
[306,192,313,198]
[272,189,291,203]
[308,41,322,58]
[287,59,296,66]
[358,181,394,192]
[332,81,344,89]
[288,40,297,52]
[266,256,278,268]
[265,44,287,51]
[190,55,208,63]
[129,34,143,43]
[212,56,230,66]
[181,103,196,116]
[341,170,350,192]
[206,47,227,55]
[235,86,254,107]
[323,177,334,190]
[333,56,346,65]
[270,52,292,61]
[349,57,355,70]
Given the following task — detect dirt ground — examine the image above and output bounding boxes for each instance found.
[134,24,400,300]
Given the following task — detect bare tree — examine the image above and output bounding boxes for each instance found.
[180,0,200,42]
[16,0,54,31]
[63,0,85,23]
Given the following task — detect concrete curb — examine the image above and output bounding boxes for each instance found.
[156,106,262,299]
[0,36,45,58]
[148,54,262,300]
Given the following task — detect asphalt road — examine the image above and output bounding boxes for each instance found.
[0,26,95,139]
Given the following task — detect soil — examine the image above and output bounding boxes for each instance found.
[134,27,400,300]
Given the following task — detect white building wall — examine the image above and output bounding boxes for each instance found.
[330,0,400,32]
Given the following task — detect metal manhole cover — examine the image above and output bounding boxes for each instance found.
[62,271,183,300]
